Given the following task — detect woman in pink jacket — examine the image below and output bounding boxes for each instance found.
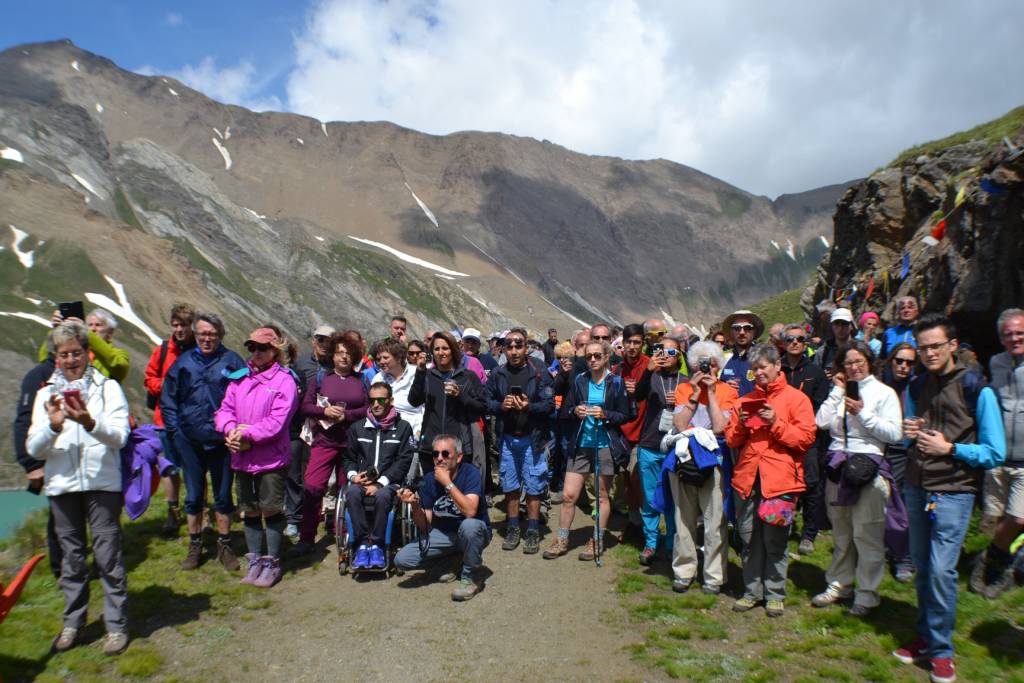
[215,326,299,587]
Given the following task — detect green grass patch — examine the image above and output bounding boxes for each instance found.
[748,286,805,337]
[890,104,1024,167]
[716,190,752,219]
[616,573,647,594]
[113,185,143,230]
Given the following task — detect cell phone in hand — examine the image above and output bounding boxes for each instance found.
[846,380,860,401]
[509,386,524,397]
[63,389,82,405]
[58,301,85,321]
[364,466,378,481]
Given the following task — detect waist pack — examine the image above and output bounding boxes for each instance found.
[829,453,879,487]
[758,494,797,526]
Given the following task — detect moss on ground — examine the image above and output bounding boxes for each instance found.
[890,105,1024,167]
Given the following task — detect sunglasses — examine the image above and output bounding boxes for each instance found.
[506,340,525,348]
[893,358,915,366]
[784,335,806,343]
[586,352,605,360]
[369,397,390,405]
[661,348,679,357]
[407,349,423,355]
[432,449,453,459]
[246,342,272,352]
[592,335,611,341]
[731,324,755,332]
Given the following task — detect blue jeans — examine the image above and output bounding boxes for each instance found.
[637,447,675,551]
[174,432,234,515]
[499,435,548,495]
[904,483,975,659]
[394,519,492,581]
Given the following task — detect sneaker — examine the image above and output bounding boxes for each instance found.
[287,541,314,558]
[638,547,656,566]
[181,541,202,570]
[701,584,721,596]
[930,657,956,683]
[895,565,915,583]
[439,558,462,583]
[578,538,603,562]
[217,540,240,571]
[811,585,852,608]
[240,553,262,584]
[672,578,692,593]
[892,636,928,664]
[798,538,815,555]
[102,631,129,656]
[252,557,282,588]
[543,537,569,559]
[353,544,369,569]
[765,599,785,618]
[284,523,300,540]
[162,506,182,537]
[52,626,78,653]
[502,525,522,551]
[522,529,541,555]
[847,603,872,618]
[451,577,482,602]
[368,545,386,568]
[732,596,758,612]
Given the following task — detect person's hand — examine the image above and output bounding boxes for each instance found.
[903,417,924,440]
[832,371,846,389]
[514,395,529,411]
[62,394,94,429]
[758,404,777,426]
[647,353,660,372]
[689,371,706,390]
[558,357,573,374]
[699,373,716,391]
[917,429,953,457]
[352,472,369,486]
[824,367,835,382]
[589,405,606,420]
[844,397,864,415]
[46,394,66,431]
[624,379,636,396]
[416,353,427,370]
[324,405,345,420]
[434,464,453,489]
[27,467,44,482]
[444,380,460,397]
[502,395,517,411]
[738,407,750,424]
[364,484,379,497]
[574,405,589,419]
[397,487,419,506]
[726,378,740,390]
[665,390,676,408]
[50,310,64,327]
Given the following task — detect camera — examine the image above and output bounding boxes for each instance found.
[699,357,711,374]
[363,466,379,481]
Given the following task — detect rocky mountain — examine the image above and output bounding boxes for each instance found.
[804,106,1024,361]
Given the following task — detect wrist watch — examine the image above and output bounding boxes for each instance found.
[444,482,455,492]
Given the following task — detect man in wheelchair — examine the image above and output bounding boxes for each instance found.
[396,434,492,601]
[343,382,416,569]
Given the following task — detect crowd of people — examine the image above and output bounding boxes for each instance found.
[11,298,1022,683]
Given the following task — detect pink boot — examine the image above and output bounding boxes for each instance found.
[252,557,281,588]
[240,553,262,585]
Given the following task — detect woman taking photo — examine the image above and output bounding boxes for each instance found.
[812,342,903,616]
[544,339,629,561]
[292,330,369,556]
[27,321,131,655]
[215,326,299,586]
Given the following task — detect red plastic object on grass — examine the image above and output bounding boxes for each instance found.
[0,554,45,624]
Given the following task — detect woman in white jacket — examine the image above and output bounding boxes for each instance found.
[811,341,902,617]
[27,321,131,655]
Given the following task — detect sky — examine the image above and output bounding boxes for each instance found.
[3,1,1023,198]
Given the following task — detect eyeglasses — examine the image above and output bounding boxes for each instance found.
[245,342,272,352]
[784,335,806,343]
[369,397,390,405]
[897,302,918,310]
[585,352,605,360]
[506,341,525,349]
[57,349,85,360]
[918,340,951,353]
[843,359,867,368]
[663,348,679,357]
[432,449,453,460]
[556,356,572,362]
[592,335,611,341]
[731,324,755,332]
[893,358,915,366]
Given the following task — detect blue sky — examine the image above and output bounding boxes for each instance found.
[3,1,1023,197]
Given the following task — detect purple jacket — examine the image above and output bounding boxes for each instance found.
[215,362,299,473]
[121,424,175,521]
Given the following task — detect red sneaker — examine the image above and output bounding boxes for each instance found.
[892,636,928,664]
[929,657,956,683]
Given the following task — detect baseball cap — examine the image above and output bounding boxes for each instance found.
[462,327,482,342]
[312,325,335,338]
[830,308,854,324]
[247,327,279,344]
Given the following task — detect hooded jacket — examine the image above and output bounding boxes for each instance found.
[408,365,486,456]
[160,345,246,447]
[561,370,631,467]
[144,335,195,427]
[725,374,816,499]
[215,362,299,473]
[781,353,830,413]
[485,357,555,453]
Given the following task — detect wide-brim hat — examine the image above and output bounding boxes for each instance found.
[722,310,765,340]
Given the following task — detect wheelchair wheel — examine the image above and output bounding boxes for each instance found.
[335,495,350,577]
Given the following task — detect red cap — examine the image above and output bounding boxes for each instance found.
[247,327,279,344]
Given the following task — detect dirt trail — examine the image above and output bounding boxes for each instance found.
[148,516,653,682]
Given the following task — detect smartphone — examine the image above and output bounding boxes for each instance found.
[62,389,82,404]
[58,300,85,321]
[652,343,664,353]
[509,386,524,396]
[846,380,860,401]
[363,466,379,481]
[699,357,711,374]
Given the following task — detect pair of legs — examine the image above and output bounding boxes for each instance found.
[344,484,397,546]
[285,438,310,528]
[158,428,182,520]
[237,468,288,558]
[669,468,727,588]
[394,518,491,581]
[637,447,676,552]
[821,476,889,608]
[299,444,344,545]
[175,434,234,535]
[500,435,547,525]
[740,489,792,603]
[558,446,615,541]
[984,465,1024,555]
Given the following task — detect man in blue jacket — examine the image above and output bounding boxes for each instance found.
[161,312,246,572]
[485,327,554,554]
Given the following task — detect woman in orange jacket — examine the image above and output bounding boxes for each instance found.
[725,343,816,617]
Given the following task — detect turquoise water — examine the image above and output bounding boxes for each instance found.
[0,490,49,539]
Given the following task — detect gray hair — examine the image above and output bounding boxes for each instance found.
[48,320,90,354]
[192,311,226,338]
[784,322,807,336]
[815,299,837,314]
[666,323,690,343]
[432,433,463,454]
[997,308,1024,334]
[87,307,117,330]
[748,342,780,367]
[687,340,726,372]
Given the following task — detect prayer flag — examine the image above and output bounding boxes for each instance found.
[865,276,875,301]
[930,218,947,242]
[955,186,967,207]
[900,252,909,279]
[980,178,1006,194]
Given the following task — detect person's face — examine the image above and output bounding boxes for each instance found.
[916,327,958,374]
[548,330,558,342]
[623,334,643,361]
[891,350,916,380]
[730,319,756,348]
[333,344,353,373]
[406,344,424,365]
[842,349,870,382]
[368,388,392,419]
[56,339,87,380]
[769,325,786,350]
[432,438,462,474]
[897,298,919,324]
[424,330,438,346]
[505,334,527,365]
[783,328,807,357]
[752,359,781,387]
[86,314,113,341]
[574,333,590,354]
[660,338,681,371]
[712,333,726,347]
[245,340,275,369]
[861,317,878,337]
[463,338,481,356]
[432,339,453,370]
[376,350,396,375]
[831,319,853,342]
[171,316,193,344]
[194,320,221,355]
[585,343,608,373]
[390,319,407,338]
[312,334,331,360]
[1000,315,1024,357]
[590,326,611,343]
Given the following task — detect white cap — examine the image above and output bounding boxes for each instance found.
[312,324,335,337]
[830,308,854,324]
[462,327,482,341]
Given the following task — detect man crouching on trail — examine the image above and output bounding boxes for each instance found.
[395,435,492,601]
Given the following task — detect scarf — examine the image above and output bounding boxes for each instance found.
[51,365,94,398]
[368,406,399,431]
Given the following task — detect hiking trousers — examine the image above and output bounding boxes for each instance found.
[669,467,727,588]
[824,476,889,608]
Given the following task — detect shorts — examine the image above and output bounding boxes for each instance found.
[236,468,287,516]
[157,428,181,472]
[499,435,548,495]
[568,447,615,476]
[983,465,1024,519]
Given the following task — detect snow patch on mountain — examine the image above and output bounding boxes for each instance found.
[0,311,50,327]
[71,173,105,199]
[84,276,162,345]
[347,236,469,277]
[404,183,439,228]
[211,138,232,170]
[1,147,24,162]
[168,87,179,97]
[95,103,104,113]
[785,239,796,261]
[819,235,830,248]
[9,225,35,268]
[321,122,328,137]
[70,60,80,72]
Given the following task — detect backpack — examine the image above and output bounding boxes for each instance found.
[146,341,170,410]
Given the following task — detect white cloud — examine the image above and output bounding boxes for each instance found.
[285,0,1024,196]
[136,57,282,112]
[165,13,183,27]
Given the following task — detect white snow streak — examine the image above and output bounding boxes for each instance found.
[404,183,439,228]
[95,103,104,113]
[321,122,328,137]
[224,127,231,140]
[211,138,232,170]
[784,239,796,261]
[819,235,830,248]
[9,225,35,268]
[296,138,304,145]
[0,311,50,327]
[769,239,780,250]
[84,276,162,345]
[1,147,24,163]
[314,236,325,242]
[71,173,105,199]
[347,236,469,277]
[214,128,223,139]
[435,274,456,281]
[71,60,80,71]
[539,295,589,327]
[168,88,179,97]
[244,208,267,220]
[660,309,678,327]
[24,296,42,305]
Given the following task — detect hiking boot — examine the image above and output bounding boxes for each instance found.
[811,584,851,607]
[102,631,129,656]
[353,545,369,569]
[181,541,202,570]
[765,599,785,618]
[798,538,815,555]
[701,584,721,596]
[578,538,603,562]
[52,626,78,653]
[930,657,956,683]
[894,564,915,583]
[439,558,462,583]
[162,506,182,537]
[847,603,872,618]
[284,523,300,540]
[638,547,656,566]
[892,636,928,664]
[287,541,314,558]
[368,545,386,568]
[451,577,482,602]
[252,557,282,588]
[240,553,262,584]
[522,529,541,555]
[671,578,692,593]
[217,540,240,571]
[502,525,522,551]
[972,546,1014,598]
[732,596,758,612]
[543,537,569,559]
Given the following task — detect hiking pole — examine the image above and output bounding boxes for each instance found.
[593,445,602,568]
